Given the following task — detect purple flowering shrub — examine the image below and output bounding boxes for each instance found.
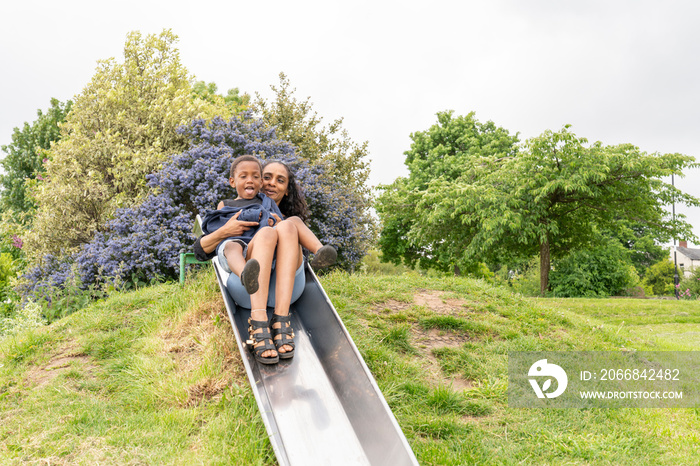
[14,254,97,322]
[20,113,371,305]
[77,114,296,287]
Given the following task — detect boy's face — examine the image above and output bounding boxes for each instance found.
[231,161,262,200]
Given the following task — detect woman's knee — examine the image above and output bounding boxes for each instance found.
[276,218,299,236]
[287,216,304,228]
[256,226,278,244]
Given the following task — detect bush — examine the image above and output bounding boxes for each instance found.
[549,239,638,297]
[359,249,413,275]
[0,300,46,337]
[0,212,27,318]
[677,267,700,300]
[16,255,108,323]
[642,259,676,297]
[501,257,542,297]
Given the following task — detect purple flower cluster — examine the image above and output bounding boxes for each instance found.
[11,235,23,250]
[17,254,75,305]
[20,112,371,301]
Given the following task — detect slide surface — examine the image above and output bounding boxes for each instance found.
[211,259,419,466]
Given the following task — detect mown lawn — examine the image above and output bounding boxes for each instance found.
[539,297,700,350]
[0,270,698,464]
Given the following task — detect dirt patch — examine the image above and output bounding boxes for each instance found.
[185,377,230,407]
[414,291,470,316]
[411,327,473,391]
[371,299,412,314]
[374,290,476,392]
[25,344,94,388]
[413,327,469,349]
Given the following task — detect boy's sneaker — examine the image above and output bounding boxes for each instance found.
[310,245,337,271]
[241,259,260,294]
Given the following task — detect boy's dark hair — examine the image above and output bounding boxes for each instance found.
[263,160,309,222]
[230,154,262,178]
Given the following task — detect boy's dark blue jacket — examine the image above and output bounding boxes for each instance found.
[200,193,283,244]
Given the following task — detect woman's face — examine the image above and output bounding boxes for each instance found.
[262,162,289,205]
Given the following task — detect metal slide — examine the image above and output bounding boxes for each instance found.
[203,238,419,465]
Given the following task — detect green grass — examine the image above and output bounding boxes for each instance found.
[538,297,700,350]
[0,272,272,464]
[1,270,699,464]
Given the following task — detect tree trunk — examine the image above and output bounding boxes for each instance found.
[540,239,550,296]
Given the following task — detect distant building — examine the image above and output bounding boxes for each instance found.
[672,240,700,277]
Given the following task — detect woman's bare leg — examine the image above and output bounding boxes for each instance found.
[271,220,304,354]
[286,216,336,269]
[246,227,278,359]
[286,216,322,253]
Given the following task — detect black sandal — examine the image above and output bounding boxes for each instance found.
[246,317,278,365]
[270,314,295,359]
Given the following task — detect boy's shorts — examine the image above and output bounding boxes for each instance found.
[216,239,248,274]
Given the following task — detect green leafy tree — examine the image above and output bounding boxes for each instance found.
[254,73,375,266]
[25,30,228,261]
[0,98,72,216]
[473,127,697,294]
[378,114,699,295]
[376,111,519,274]
[255,73,371,196]
[608,222,669,278]
[193,81,250,113]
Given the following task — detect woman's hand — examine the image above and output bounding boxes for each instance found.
[269,213,283,226]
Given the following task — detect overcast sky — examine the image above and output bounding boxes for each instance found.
[1,0,699,245]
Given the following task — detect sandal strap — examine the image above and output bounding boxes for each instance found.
[271,315,293,336]
[248,337,277,357]
[248,327,273,343]
[271,314,291,324]
[248,317,270,330]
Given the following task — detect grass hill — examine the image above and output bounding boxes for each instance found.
[1,270,699,465]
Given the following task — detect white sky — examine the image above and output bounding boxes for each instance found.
[1,0,699,245]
